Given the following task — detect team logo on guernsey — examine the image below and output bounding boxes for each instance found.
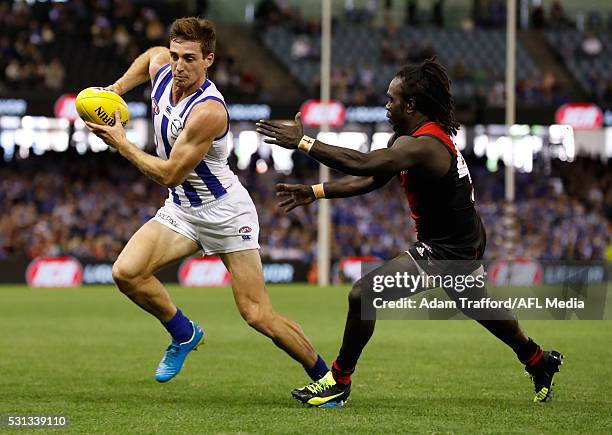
[170,118,183,139]
[151,98,159,115]
[239,226,252,240]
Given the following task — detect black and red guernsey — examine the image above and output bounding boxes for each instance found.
[398,121,486,260]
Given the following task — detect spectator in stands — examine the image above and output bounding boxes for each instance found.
[531,3,546,29]
[549,0,571,28]
[451,60,471,82]
[291,35,314,60]
[600,80,612,102]
[580,32,602,57]
[405,0,418,26]
[380,40,397,64]
[43,58,65,91]
[0,0,260,99]
[1,151,609,264]
[432,0,445,27]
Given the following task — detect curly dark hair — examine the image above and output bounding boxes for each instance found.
[394,57,460,136]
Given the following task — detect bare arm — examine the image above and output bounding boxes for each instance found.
[84,100,227,187]
[303,137,429,177]
[107,46,171,95]
[256,114,431,177]
[276,175,391,212]
[323,174,392,198]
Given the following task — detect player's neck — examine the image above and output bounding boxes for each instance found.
[171,75,207,104]
[406,116,430,135]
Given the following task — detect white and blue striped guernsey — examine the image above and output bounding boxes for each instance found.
[150,63,238,206]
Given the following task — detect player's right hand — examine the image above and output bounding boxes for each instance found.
[276,183,316,212]
[102,83,123,95]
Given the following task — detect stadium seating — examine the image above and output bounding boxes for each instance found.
[546,30,612,100]
[0,1,260,99]
[262,24,539,103]
[1,152,608,262]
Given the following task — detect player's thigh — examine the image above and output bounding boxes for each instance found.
[115,220,201,278]
[219,249,271,308]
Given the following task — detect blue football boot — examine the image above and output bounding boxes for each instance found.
[155,321,205,383]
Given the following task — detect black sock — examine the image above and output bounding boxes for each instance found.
[516,338,543,366]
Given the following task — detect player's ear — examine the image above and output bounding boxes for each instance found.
[405,98,415,114]
[204,52,214,68]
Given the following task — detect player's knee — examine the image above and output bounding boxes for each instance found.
[112,261,144,290]
[240,303,275,336]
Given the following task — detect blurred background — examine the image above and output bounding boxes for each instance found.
[0,0,610,285]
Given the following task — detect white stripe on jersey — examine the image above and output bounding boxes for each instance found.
[151,65,237,206]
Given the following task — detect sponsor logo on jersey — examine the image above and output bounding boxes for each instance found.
[239,226,253,240]
[165,105,172,115]
[151,98,159,115]
[170,118,183,139]
[420,242,432,253]
[156,212,179,228]
[456,150,472,181]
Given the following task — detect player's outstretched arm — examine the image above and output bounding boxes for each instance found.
[106,46,170,95]
[276,175,391,212]
[256,113,430,177]
[85,101,226,187]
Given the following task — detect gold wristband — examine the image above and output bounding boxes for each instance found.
[298,135,316,153]
[312,183,325,199]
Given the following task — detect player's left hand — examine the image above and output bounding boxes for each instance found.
[84,110,127,149]
[256,112,304,149]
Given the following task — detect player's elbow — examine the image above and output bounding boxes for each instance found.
[158,169,183,188]
[163,174,184,188]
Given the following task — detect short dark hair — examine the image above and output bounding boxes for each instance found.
[169,17,216,56]
[394,57,460,136]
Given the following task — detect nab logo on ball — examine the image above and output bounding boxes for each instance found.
[75,87,129,126]
[94,106,116,126]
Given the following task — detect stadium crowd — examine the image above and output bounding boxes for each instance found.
[258,0,574,107]
[0,0,260,98]
[1,151,609,263]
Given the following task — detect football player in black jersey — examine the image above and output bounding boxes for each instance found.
[256,58,562,407]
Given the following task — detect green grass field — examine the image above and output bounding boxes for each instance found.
[1,284,611,434]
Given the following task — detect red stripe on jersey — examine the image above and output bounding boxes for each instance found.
[412,122,457,155]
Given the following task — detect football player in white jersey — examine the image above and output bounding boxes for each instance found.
[85,17,330,388]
